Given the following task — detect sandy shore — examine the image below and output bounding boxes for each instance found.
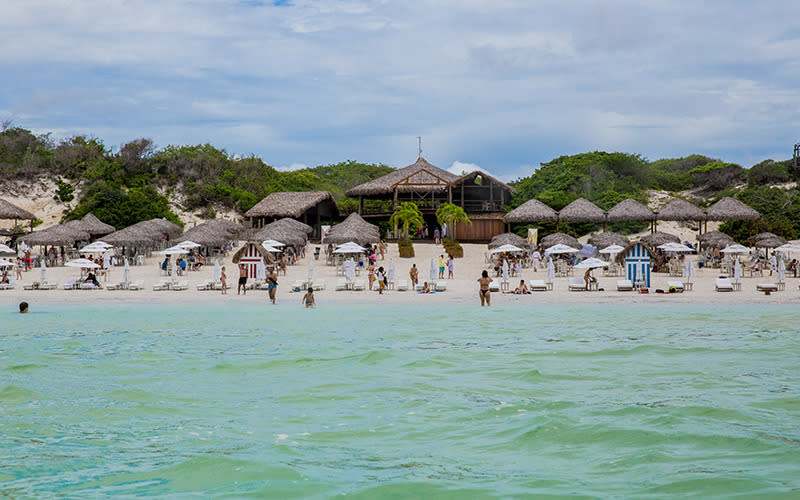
[3,241,799,307]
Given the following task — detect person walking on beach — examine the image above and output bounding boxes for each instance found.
[409,264,419,286]
[220,266,227,295]
[302,287,315,307]
[367,261,376,291]
[266,266,278,304]
[532,248,541,271]
[237,263,248,295]
[477,270,492,307]
[447,255,454,279]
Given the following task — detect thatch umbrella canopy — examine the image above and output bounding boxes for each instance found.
[588,231,630,248]
[656,198,706,221]
[747,232,784,246]
[78,213,115,235]
[0,199,36,220]
[558,198,606,223]
[503,199,558,223]
[488,232,529,249]
[141,218,183,238]
[324,213,381,245]
[705,197,761,221]
[606,199,654,222]
[753,236,786,248]
[270,217,313,235]
[540,232,580,249]
[640,232,680,246]
[174,224,236,248]
[232,243,275,264]
[22,225,90,246]
[696,230,735,248]
[102,226,161,247]
[252,221,307,246]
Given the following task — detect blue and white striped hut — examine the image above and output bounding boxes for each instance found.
[620,242,651,288]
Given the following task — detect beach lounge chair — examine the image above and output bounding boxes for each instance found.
[128,281,144,290]
[568,277,587,291]
[715,278,734,292]
[488,280,500,292]
[352,280,366,291]
[0,282,15,290]
[617,280,634,291]
[152,280,171,291]
[529,279,549,292]
[756,282,779,292]
[335,278,348,291]
[80,282,99,290]
[435,281,447,292]
[309,281,325,291]
[396,279,409,291]
[666,281,684,292]
[172,281,188,291]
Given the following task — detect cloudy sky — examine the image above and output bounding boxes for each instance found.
[2,0,799,180]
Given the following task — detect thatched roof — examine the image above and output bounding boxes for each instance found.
[271,217,313,235]
[656,198,706,221]
[244,191,338,218]
[21,225,90,246]
[640,232,680,246]
[540,232,580,249]
[346,157,459,197]
[0,199,36,220]
[588,231,630,248]
[748,232,786,246]
[79,213,116,235]
[232,242,276,264]
[102,226,161,247]
[614,241,656,264]
[753,236,786,248]
[488,232,528,249]
[174,220,242,247]
[606,199,654,222]
[705,197,761,221]
[503,199,558,223]
[129,218,183,239]
[452,171,517,195]
[252,220,307,246]
[558,198,605,223]
[324,212,381,245]
[696,230,735,248]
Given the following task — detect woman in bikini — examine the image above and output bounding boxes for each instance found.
[477,270,492,306]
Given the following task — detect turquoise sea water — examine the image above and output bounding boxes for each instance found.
[2,303,799,498]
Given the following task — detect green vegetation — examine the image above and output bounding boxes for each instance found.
[435,203,471,243]
[389,202,424,242]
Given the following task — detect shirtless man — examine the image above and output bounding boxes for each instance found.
[477,270,492,306]
[238,263,248,295]
[266,266,278,304]
[409,264,419,286]
[583,268,597,290]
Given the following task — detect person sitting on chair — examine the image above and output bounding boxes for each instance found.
[84,271,102,288]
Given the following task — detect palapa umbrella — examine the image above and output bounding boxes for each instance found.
[544,243,579,255]
[214,259,222,281]
[753,236,786,249]
[640,232,680,247]
[588,232,630,249]
[540,232,580,250]
[490,244,525,254]
[488,233,529,249]
[574,257,608,269]
[0,243,14,254]
[697,230,734,248]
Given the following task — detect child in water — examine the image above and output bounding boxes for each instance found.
[302,288,315,307]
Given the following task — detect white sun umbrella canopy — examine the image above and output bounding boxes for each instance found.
[0,243,14,254]
[334,242,365,254]
[502,259,509,281]
[574,257,609,269]
[547,257,555,280]
[123,258,131,284]
[65,258,101,269]
[599,244,625,255]
[490,244,525,254]
[429,258,437,281]
[774,243,800,254]
[720,243,750,254]
[545,243,579,255]
[176,240,202,249]
[160,246,189,255]
[262,244,282,253]
[213,258,222,281]
[80,241,113,253]
[658,242,692,253]
[257,259,267,282]
[683,257,695,279]
[262,239,285,248]
[40,258,47,282]
[387,259,395,280]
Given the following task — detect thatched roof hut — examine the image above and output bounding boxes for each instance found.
[346,157,459,197]
[748,232,786,246]
[0,199,36,220]
[753,236,786,248]
[174,220,243,247]
[324,213,381,245]
[102,226,161,247]
[245,191,337,219]
[271,217,313,235]
[540,232,580,249]
[705,197,761,221]
[656,198,706,221]
[588,231,630,248]
[503,199,558,223]
[696,230,735,248]
[232,243,275,264]
[606,199,654,222]
[640,232,680,246]
[142,218,183,238]
[488,232,529,249]
[21,225,90,246]
[252,220,307,246]
[78,213,115,235]
[558,198,606,223]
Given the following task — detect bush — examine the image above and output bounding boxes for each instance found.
[748,160,789,185]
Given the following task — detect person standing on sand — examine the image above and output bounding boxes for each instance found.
[237,263,248,295]
[220,266,227,294]
[478,270,492,306]
[266,266,278,304]
[302,288,315,307]
[376,266,386,294]
[409,264,419,286]
[438,254,445,279]
[447,255,454,279]
[367,261,376,291]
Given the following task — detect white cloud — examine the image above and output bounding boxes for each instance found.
[447,161,488,176]
[275,163,310,172]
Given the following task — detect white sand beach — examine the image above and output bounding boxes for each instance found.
[2,241,798,307]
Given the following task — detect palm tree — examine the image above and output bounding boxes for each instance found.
[436,203,471,242]
[390,202,424,242]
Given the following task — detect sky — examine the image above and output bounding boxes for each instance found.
[2,0,799,182]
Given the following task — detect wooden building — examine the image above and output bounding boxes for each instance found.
[345,157,516,242]
[245,191,338,239]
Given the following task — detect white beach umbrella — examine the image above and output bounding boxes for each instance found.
[599,244,625,255]
[80,241,113,253]
[546,257,555,280]
[40,258,47,282]
[160,246,189,256]
[334,242,364,254]
[387,258,395,280]
[102,250,111,269]
[123,258,131,284]
[65,258,100,269]
[658,242,692,253]
[344,258,356,281]
[171,257,178,278]
[574,257,609,269]
[545,243,579,255]
[307,258,313,282]
[734,258,741,281]
[490,244,525,254]
[262,239,285,248]
[176,240,201,249]
[683,257,695,279]
[262,244,282,253]
[777,255,785,281]
[0,243,14,254]
[429,258,437,281]
[213,258,222,281]
[720,243,749,254]
[257,259,267,282]
[501,259,509,281]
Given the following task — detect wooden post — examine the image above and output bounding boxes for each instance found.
[358,196,363,215]
[393,188,398,210]
[448,186,452,204]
